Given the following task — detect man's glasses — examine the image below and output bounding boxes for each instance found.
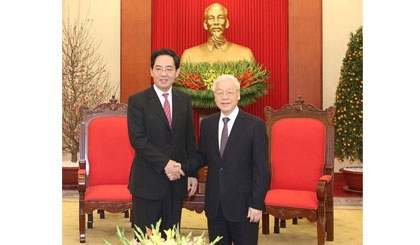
[153,66,175,74]
[214,89,238,97]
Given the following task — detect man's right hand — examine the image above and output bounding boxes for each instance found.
[164,160,185,181]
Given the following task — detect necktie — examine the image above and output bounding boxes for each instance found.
[220,117,230,156]
[162,93,172,129]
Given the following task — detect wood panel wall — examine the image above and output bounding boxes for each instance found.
[120,0,152,103]
[288,0,322,108]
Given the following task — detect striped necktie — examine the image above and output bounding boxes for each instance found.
[162,93,172,129]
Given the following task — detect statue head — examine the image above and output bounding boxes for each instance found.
[203,3,229,39]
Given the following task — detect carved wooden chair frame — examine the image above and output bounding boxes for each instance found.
[262,96,335,245]
[78,97,132,243]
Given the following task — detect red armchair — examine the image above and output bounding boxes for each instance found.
[78,97,134,243]
[262,96,335,245]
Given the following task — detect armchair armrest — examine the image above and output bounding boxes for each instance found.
[324,165,334,175]
[316,174,332,201]
[319,175,332,183]
[77,169,86,194]
[78,159,87,195]
[79,159,86,170]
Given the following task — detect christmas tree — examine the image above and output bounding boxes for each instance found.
[334,26,363,163]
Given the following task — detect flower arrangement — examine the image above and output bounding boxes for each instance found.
[174,61,270,108]
[104,219,222,245]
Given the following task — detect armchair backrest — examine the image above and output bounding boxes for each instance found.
[79,97,134,186]
[265,96,335,192]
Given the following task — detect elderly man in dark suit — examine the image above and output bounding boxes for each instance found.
[127,48,198,236]
[183,74,269,244]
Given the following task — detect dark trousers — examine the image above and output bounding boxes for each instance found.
[132,188,182,239]
[208,204,259,245]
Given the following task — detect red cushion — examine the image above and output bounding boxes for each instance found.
[85,185,132,201]
[87,117,134,186]
[270,118,325,192]
[265,189,318,209]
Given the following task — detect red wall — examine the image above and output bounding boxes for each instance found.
[121,0,322,110]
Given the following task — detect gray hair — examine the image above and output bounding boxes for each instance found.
[212,74,240,92]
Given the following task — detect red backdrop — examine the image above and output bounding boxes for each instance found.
[152,0,288,121]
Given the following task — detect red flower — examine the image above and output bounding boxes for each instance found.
[182,73,206,90]
[238,69,254,88]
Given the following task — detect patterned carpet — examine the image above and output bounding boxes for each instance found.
[62,190,362,244]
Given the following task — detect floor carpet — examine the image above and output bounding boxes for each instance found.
[63,191,362,245]
[334,174,363,198]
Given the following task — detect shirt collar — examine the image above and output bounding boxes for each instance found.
[153,84,172,97]
[219,106,239,122]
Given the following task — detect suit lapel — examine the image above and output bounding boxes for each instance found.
[221,110,245,160]
[209,113,222,161]
[171,89,182,130]
[146,87,171,130]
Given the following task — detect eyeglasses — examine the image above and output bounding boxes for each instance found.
[153,66,175,74]
[215,89,238,97]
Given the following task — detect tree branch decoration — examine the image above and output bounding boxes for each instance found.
[62,13,116,162]
[334,26,363,163]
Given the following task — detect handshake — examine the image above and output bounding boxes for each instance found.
[164,159,185,181]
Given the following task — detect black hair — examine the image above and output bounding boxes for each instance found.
[151,48,180,69]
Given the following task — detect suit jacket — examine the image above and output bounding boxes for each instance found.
[127,86,196,200]
[184,110,269,222]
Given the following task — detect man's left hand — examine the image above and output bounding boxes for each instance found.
[187,177,198,197]
[247,207,262,223]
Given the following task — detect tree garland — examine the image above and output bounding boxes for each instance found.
[174,61,270,108]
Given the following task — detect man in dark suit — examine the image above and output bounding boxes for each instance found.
[127,49,198,236]
[184,74,269,244]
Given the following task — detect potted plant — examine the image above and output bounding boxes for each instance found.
[334,26,363,193]
[62,13,117,163]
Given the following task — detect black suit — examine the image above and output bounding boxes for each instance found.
[184,109,269,244]
[127,86,196,233]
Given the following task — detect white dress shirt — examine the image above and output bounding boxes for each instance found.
[218,106,239,149]
[153,85,172,115]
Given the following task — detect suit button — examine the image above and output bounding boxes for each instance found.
[219,167,223,172]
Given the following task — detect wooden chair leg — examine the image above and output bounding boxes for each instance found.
[292,217,298,225]
[317,204,326,245]
[262,212,269,234]
[87,213,93,229]
[326,209,334,241]
[79,209,86,243]
[99,209,105,219]
[280,219,286,228]
[274,217,280,233]
[326,185,334,241]
[317,218,326,245]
